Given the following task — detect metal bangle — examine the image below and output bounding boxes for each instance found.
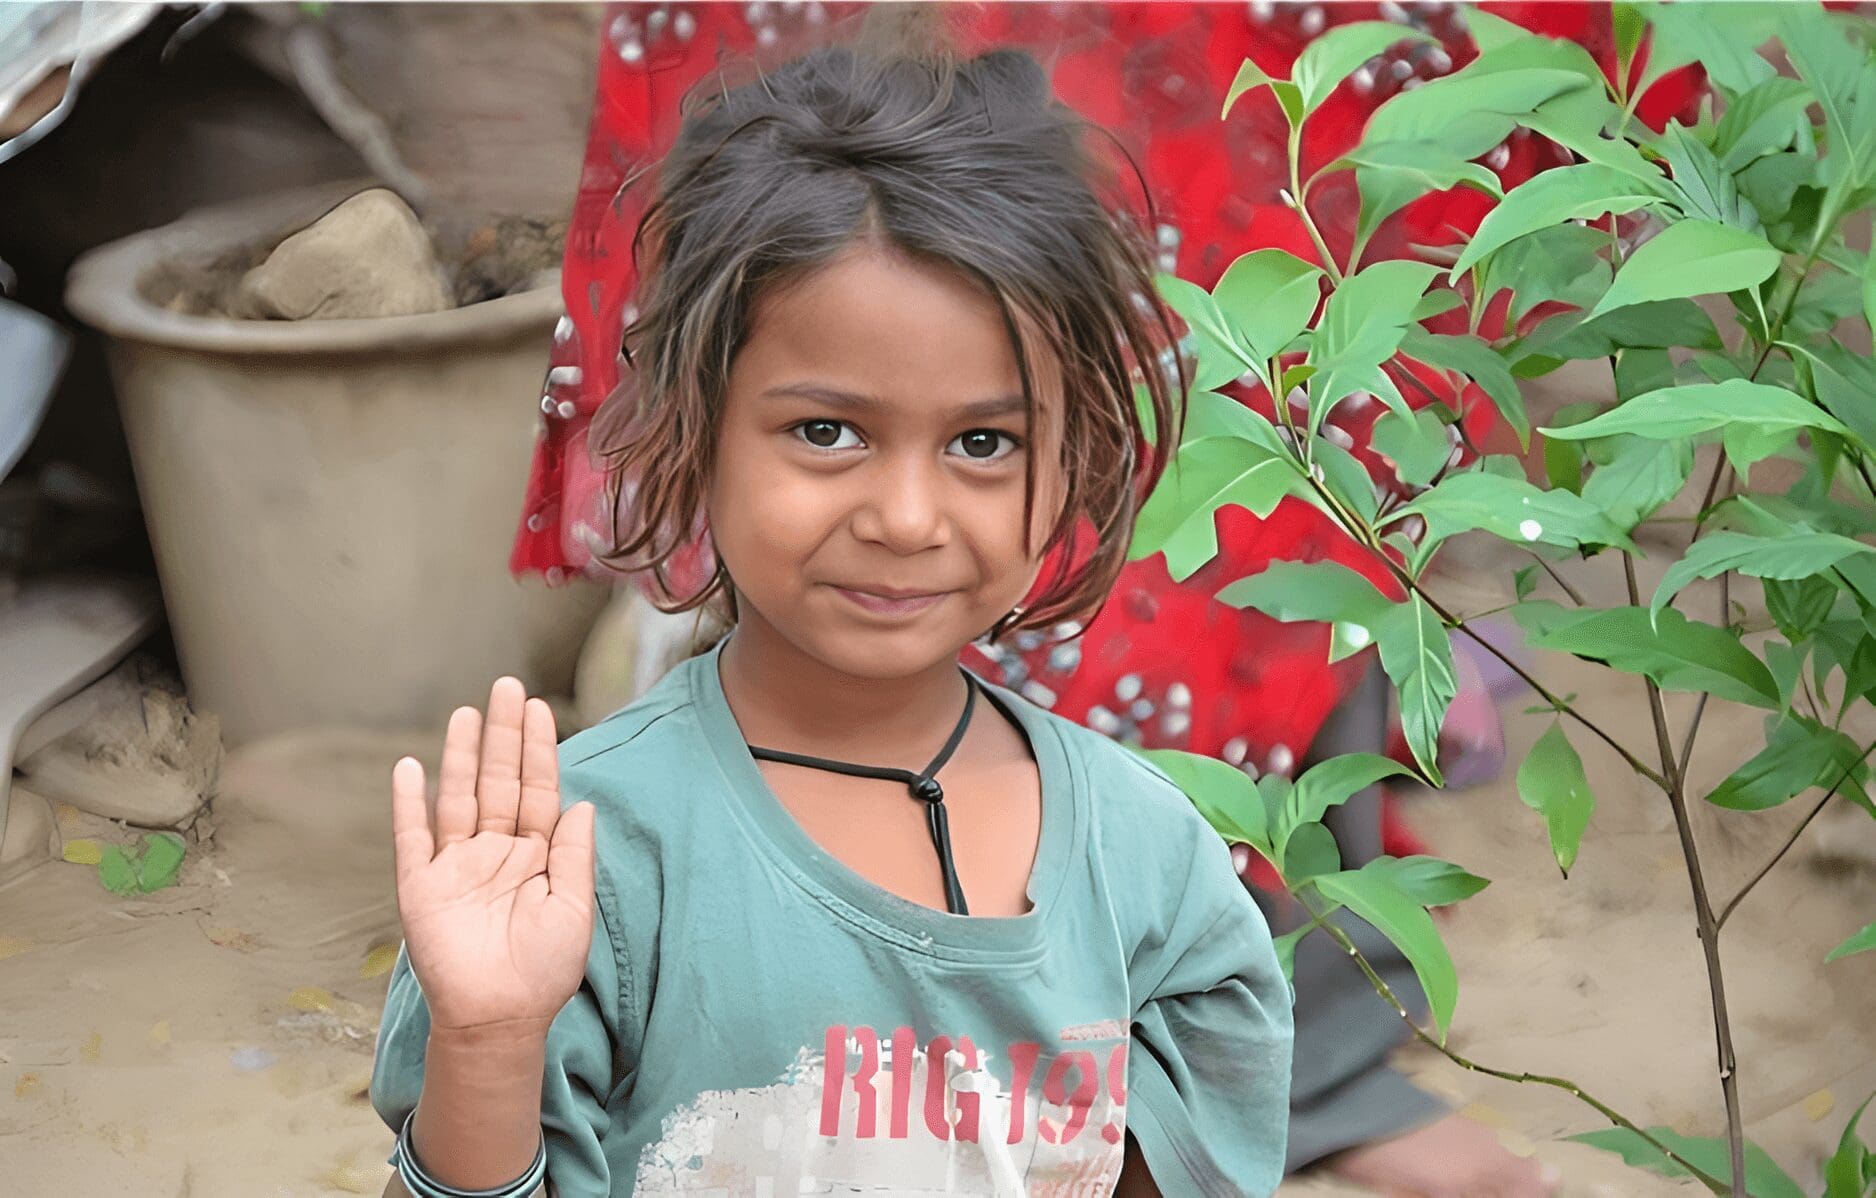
[394,1109,548,1198]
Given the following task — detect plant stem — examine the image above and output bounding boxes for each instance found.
[1288,125,1344,285]
[1297,898,1731,1194]
[1622,554,1747,1198]
[1715,739,1876,931]
[1530,553,1588,606]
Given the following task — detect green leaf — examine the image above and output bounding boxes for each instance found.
[1313,861,1461,1040]
[1712,77,1817,172]
[1376,594,1457,786]
[1763,574,1840,642]
[1224,56,1303,124]
[1540,379,1854,443]
[1283,822,1344,885]
[1513,601,1781,709]
[1181,389,1284,447]
[1570,1127,1805,1198]
[1579,435,1692,534]
[1514,564,1539,600]
[1313,437,1384,530]
[1828,923,1876,964]
[1358,67,1598,241]
[136,832,186,892]
[1288,753,1416,836]
[1642,1,1779,95]
[1521,299,1724,363]
[1342,140,1505,245]
[1399,328,1529,449]
[1653,532,1876,623]
[1479,223,1613,327]
[1370,854,1491,907]
[1139,748,1270,855]
[1516,723,1596,876]
[97,845,140,897]
[1779,6,1876,189]
[1215,558,1394,628]
[1821,1091,1875,1198]
[1372,408,1454,489]
[1585,220,1782,322]
[1612,3,1646,80]
[1158,274,1256,392]
[1131,437,1302,580]
[1451,164,1671,279]
[1293,22,1434,113]
[1213,249,1324,364]
[1657,121,1761,233]
[1389,470,1634,553]
[1308,260,1443,425]
[1707,716,1867,812]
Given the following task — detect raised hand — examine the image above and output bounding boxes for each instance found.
[390,677,596,1034]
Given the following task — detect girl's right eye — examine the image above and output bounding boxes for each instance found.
[794,420,862,450]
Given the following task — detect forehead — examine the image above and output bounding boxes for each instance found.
[734,246,1061,417]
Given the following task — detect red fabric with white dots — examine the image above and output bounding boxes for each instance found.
[513,2,1701,805]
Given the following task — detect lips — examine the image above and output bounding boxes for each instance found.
[828,584,951,618]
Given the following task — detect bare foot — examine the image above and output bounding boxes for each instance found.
[1325,1113,1560,1197]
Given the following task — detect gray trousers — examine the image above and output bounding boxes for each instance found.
[1253,662,1447,1173]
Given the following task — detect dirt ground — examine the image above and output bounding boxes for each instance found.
[4,547,1874,1197]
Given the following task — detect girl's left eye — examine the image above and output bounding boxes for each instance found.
[948,429,1019,462]
[794,420,863,450]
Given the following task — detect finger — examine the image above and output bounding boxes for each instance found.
[547,801,596,902]
[476,677,527,836]
[390,756,434,884]
[435,705,483,848]
[518,697,561,842]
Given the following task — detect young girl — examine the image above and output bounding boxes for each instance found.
[371,24,1292,1198]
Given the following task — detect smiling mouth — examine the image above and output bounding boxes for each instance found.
[828,585,951,618]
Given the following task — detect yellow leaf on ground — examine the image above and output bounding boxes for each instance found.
[0,937,32,961]
[61,839,103,865]
[359,942,399,980]
[322,1161,378,1194]
[288,986,336,1014]
[15,1072,41,1098]
[1805,1088,1837,1121]
[148,1020,171,1046]
[79,1032,101,1063]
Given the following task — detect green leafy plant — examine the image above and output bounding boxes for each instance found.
[1139,5,1876,1194]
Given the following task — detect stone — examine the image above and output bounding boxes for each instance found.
[233,188,452,320]
[15,658,221,829]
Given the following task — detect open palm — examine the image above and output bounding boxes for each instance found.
[390,677,596,1034]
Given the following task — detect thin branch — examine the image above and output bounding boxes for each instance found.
[1716,739,1876,931]
[1531,553,1588,606]
[1297,900,1731,1195]
[1623,553,1747,1197]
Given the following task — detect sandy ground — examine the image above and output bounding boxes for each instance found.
[4,549,1875,1197]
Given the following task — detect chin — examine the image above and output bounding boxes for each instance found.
[801,620,976,681]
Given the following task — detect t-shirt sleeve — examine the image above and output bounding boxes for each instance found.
[1125,815,1295,1197]
[369,909,626,1198]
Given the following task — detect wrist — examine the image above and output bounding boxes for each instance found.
[427,1018,553,1053]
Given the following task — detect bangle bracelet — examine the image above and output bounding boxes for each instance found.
[394,1109,548,1198]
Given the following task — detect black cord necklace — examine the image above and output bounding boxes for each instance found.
[747,674,978,916]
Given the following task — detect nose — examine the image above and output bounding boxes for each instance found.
[851,456,950,554]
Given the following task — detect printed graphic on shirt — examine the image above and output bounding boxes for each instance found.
[634,1022,1128,1195]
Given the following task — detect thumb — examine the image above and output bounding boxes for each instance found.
[547,801,596,904]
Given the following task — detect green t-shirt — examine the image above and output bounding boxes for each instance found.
[373,637,1293,1195]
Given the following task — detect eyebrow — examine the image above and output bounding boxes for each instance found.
[760,383,1028,421]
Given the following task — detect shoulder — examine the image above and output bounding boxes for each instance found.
[556,656,708,807]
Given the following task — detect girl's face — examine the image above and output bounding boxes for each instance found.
[707,244,1067,681]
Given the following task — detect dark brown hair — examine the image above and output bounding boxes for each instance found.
[590,6,1185,641]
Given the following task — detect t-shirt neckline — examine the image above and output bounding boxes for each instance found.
[688,635,1077,963]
